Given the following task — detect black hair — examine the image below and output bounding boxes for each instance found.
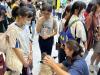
[20,1,26,7]
[11,0,16,4]
[12,6,19,18]
[27,0,32,2]
[86,2,94,14]
[0,0,3,1]
[62,5,71,19]
[64,1,82,28]
[70,1,82,16]
[7,1,12,7]
[96,0,100,5]
[41,3,52,12]
[12,6,30,19]
[80,1,86,11]
[27,11,33,18]
[66,40,83,57]
[91,0,100,15]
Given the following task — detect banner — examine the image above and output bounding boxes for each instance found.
[57,0,60,10]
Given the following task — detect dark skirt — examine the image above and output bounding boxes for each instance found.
[38,36,54,55]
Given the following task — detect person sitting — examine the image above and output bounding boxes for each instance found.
[43,40,89,75]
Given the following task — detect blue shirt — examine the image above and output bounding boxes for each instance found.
[62,56,89,75]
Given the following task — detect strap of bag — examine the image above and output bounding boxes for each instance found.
[68,19,79,28]
[64,19,79,31]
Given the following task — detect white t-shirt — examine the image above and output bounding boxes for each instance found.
[7,22,30,56]
[6,22,30,73]
[59,18,66,33]
[68,15,87,51]
[39,17,57,36]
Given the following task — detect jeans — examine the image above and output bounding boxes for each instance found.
[31,21,35,38]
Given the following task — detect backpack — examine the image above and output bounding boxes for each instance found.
[0,33,9,53]
[59,19,80,44]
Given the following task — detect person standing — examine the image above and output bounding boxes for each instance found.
[58,5,71,63]
[68,1,87,53]
[90,0,100,73]
[36,3,57,56]
[5,6,32,75]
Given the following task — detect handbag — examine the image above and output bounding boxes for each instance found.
[56,20,79,50]
[0,33,9,53]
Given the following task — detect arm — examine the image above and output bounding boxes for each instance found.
[36,17,46,33]
[49,28,57,37]
[43,55,70,75]
[12,48,29,67]
[28,41,33,64]
[52,63,70,75]
[48,19,58,37]
[8,29,29,67]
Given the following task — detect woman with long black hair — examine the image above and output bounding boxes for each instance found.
[58,5,71,63]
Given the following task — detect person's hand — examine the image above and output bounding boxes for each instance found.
[43,55,56,67]
[28,54,33,65]
[39,16,46,24]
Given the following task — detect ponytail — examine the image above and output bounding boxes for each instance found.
[12,6,19,19]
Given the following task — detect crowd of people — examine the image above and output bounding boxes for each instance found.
[0,0,100,75]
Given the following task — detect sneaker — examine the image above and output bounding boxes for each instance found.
[90,65,95,73]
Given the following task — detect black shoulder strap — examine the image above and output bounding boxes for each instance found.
[64,19,79,31]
